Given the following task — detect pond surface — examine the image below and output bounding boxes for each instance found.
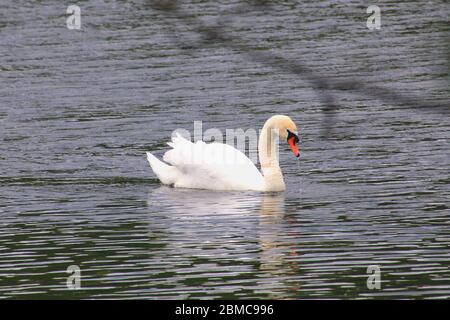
[0,0,449,299]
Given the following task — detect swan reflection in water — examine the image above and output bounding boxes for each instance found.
[147,187,301,298]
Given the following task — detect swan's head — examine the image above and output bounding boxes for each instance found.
[267,115,300,158]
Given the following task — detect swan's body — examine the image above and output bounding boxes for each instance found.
[146,115,299,192]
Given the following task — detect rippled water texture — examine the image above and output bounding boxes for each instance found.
[0,0,449,299]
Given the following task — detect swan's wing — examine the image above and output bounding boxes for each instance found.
[163,134,264,190]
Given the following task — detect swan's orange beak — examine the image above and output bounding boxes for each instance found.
[287,130,300,158]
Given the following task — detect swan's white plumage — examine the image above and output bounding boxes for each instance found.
[147,133,265,191]
[146,115,299,192]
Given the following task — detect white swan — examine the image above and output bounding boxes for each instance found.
[146,115,300,192]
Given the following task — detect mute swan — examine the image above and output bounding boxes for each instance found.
[146,115,300,192]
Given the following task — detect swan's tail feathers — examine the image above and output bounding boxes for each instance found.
[166,133,191,149]
[163,133,195,166]
[146,152,180,185]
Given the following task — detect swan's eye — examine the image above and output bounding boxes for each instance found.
[287,129,299,144]
[287,129,300,158]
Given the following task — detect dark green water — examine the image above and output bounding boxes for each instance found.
[0,0,449,299]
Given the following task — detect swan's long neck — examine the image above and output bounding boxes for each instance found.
[258,122,285,192]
